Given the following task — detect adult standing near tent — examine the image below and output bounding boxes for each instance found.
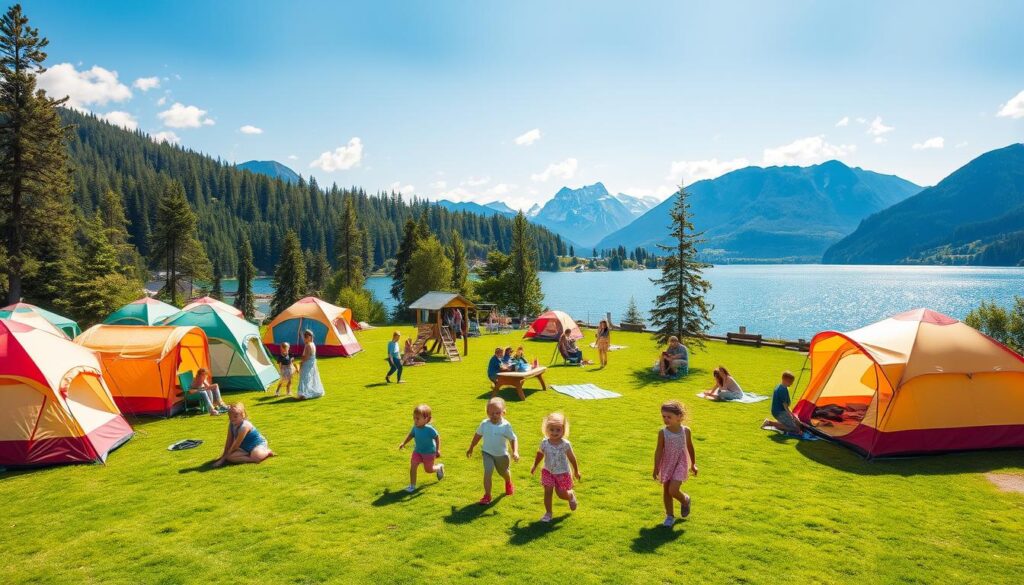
[596,320,610,368]
[296,330,325,400]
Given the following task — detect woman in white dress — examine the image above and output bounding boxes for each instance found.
[296,330,325,400]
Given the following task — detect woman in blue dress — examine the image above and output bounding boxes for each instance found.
[297,330,325,400]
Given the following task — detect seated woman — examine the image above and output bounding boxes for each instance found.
[701,367,744,400]
[402,338,425,366]
[657,336,689,377]
[559,330,591,365]
[188,367,229,415]
[511,346,530,372]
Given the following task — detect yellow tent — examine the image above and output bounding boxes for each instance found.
[795,308,1024,457]
[0,319,133,466]
[262,297,362,356]
[75,325,211,416]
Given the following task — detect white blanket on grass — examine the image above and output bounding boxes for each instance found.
[588,342,627,350]
[552,384,622,399]
[696,392,770,404]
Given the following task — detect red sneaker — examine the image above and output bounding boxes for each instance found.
[505,481,514,496]
[478,495,492,505]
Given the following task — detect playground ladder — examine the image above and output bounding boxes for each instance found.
[440,325,461,362]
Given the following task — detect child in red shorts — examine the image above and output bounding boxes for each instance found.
[398,404,445,492]
[529,412,581,522]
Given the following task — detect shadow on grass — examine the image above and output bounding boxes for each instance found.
[372,485,430,506]
[795,438,1024,476]
[629,366,706,389]
[631,523,686,553]
[475,388,543,402]
[251,397,299,407]
[178,460,219,474]
[364,382,390,388]
[444,497,504,524]
[507,515,568,545]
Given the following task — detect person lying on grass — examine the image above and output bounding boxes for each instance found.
[189,367,229,415]
[700,366,744,401]
[398,403,444,492]
[762,371,802,435]
[213,402,274,467]
[530,412,581,522]
[466,397,519,505]
[273,342,294,397]
[653,400,697,527]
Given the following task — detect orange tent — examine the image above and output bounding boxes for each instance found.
[262,297,362,356]
[524,310,582,341]
[794,308,1024,457]
[0,320,133,466]
[75,325,212,417]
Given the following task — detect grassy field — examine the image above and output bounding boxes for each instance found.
[2,327,1023,584]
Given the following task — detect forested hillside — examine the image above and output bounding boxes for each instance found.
[62,109,566,275]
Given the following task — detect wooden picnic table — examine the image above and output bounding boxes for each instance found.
[492,367,548,400]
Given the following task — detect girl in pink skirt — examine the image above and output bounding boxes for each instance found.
[530,412,581,522]
[652,400,698,527]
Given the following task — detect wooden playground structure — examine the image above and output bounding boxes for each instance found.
[407,291,476,362]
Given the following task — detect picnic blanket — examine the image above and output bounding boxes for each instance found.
[551,384,622,400]
[696,392,770,404]
[588,342,627,351]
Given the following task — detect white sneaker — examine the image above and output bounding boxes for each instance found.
[540,513,552,522]
[662,515,676,527]
[436,464,445,481]
[404,485,416,493]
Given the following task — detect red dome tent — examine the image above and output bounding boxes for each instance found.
[524,310,583,341]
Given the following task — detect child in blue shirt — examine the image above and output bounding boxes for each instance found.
[398,404,444,492]
[763,371,802,434]
[386,331,404,384]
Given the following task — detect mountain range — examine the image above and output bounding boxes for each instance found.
[237,160,301,184]
[823,143,1024,265]
[596,161,922,261]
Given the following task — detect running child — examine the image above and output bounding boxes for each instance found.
[274,342,295,396]
[398,404,444,492]
[652,400,697,527]
[529,412,580,522]
[466,397,519,505]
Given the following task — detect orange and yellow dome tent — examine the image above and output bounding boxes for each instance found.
[75,325,212,417]
[794,308,1024,457]
[262,296,362,357]
[0,320,133,467]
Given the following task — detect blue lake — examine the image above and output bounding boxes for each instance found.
[223,265,1024,341]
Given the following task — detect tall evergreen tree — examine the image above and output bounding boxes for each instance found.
[390,219,420,306]
[68,214,141,325]
[99,189,143,278]
[649,184,713,345]
[271,230,307,316]
[210,262,223,300]
[0,4,75,304]
[309,248,331,297]
[233,236,256,320]
[150,179,206,305]
[623,296,644,326]
[335,196,364,288]
[448,229,469,296]
[403,236,453,307]
[507,211,544,317]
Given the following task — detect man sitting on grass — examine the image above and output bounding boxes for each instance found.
[763,371,802,435]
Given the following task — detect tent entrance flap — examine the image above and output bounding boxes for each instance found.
[804,350,887,439]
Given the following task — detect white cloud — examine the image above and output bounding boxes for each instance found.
[309,137,363,172]
[955,141,969,149]
[621,185,678,201]
[835,116,850,127]
[856,117,867,124]
[133,76,160,91]
[158,102,215,128]
[389,182,415,194]
[514,128,542,146]
[37,63,132,109]
[997,90,1024,119]
[912,136,944,150]
[873,137,887,144]
[437,182,519,205]
[239,125,263,135]
[149,130,180,145]
[531,158,578,182]
[156,96,167,106]
[430,180,448,190]
[666,157,749,184]
[866,116,894,140]
[762,136,856,166]
[464,176,490,187]
[288,154,298,160]
[98,111,138,131]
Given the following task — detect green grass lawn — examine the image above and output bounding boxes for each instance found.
[3,328,1023,584]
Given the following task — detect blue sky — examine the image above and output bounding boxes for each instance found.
[24,0,1024,209]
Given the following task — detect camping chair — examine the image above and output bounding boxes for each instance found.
[177,370,206,414]
[551,341,582,366]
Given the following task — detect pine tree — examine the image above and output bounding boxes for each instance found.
[448,229,469,295]
[234,236,257,320]
[150,179,204,305]
[335,196,364,289]
[99,189,143,278]
[623,296,644,326]
[210,262,223,300]
[390,219,420,306]
[507,211,544,317]
[0,5,75,304]
[309,248,331,297]
[68,214,141,325]
[403,236,453,307]
[649,184,713,345]
[272,230,307,316]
